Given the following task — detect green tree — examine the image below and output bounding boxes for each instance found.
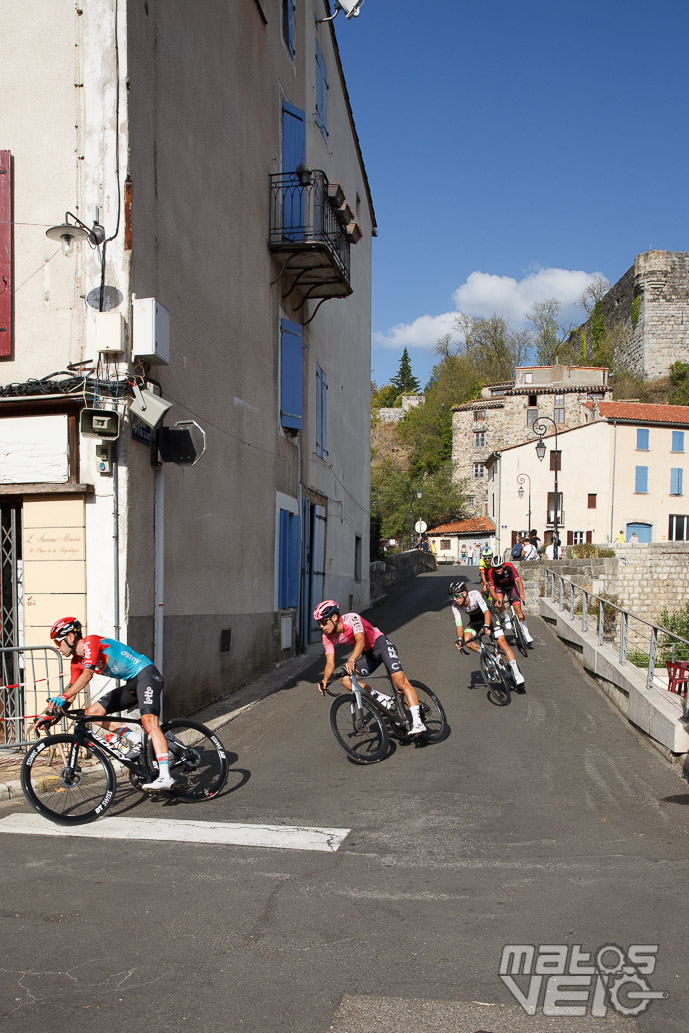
[370,458,470,543]
[669,361,689,405]
[370,381,399,410]
[453,313,530,382]
[525,298,577,365]
[390,347,421,395]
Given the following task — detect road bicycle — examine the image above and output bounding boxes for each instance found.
[457,628,519,707]
[325,666,448,764]
[491,594,530,658]
[20,705,228,825]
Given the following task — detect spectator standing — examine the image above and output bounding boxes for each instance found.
[460,542,468,565]
[473,541,482,564]
[615,530,625,544]
[528,529,541,555]
[522,537,539,561]
[629,531,639,544]
[545,539,563,560]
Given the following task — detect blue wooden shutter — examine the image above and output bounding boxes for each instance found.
[316,364,327,459]
[671,468,683,495]
[672,430,685,453]
[278,509,299,609]
[635,466,648,493]
[281,318,303,430]
[315,39,328,139]
[282,102,306,240]
[282,0,295,57]
[636,428,649,450]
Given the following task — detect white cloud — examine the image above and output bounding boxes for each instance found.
[373,267,606,351]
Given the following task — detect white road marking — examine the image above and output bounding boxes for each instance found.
[0,813,350,852]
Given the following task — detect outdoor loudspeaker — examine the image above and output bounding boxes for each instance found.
[130,386,173,430]
[80,408,121,439]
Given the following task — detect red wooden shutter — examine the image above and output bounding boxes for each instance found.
[586,531,592,543]
[0,150,11,357]
[567,531,573,545]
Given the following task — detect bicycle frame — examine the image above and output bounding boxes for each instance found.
[39,712,156,783]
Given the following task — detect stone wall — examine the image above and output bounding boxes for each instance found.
[572,251,689,378]
[370,550,437,602]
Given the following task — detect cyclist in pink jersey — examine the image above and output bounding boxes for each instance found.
[313,601,426,734]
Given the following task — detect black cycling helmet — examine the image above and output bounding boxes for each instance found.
[449,580,468,596]
[491,556,505,568]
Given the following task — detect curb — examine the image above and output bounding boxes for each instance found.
[0,649,320,805]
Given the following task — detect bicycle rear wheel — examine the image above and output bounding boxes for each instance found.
[512,614,529,657]
[20,734,116,825]
[160,719,228,800]
[329,693,389,763]
[408,680,448,743]
[480,654,511,706]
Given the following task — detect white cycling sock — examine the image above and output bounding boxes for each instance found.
[156,753,171,778]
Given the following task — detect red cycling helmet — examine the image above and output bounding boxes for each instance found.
[313,600,340,623]
[50,617,83,642]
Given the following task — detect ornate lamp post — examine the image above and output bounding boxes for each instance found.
[408,486,422,549]
[516,473,532,534]
[533,416,559,553]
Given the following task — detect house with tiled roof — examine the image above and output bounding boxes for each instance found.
[451,365,612,519]
[484,400,689,553]
[426,516,496,565]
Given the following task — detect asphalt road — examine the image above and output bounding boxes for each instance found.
[1,566,688,1033]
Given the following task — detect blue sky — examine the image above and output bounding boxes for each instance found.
[334,1,689,390]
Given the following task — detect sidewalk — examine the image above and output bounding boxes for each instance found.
[0,649,320,802]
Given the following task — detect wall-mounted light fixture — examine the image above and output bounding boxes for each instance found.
[46,211,105,256]
[317,0,366,22]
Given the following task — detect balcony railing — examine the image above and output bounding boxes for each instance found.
[269,170,352,300]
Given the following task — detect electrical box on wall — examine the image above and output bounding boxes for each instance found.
[96,311,126,355]
[132,297,170,365]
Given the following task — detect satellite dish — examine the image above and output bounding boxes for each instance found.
[336,0,365,18]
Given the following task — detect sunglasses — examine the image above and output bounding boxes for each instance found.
[318,616,335,626]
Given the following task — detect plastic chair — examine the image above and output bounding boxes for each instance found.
[666,660,689,697]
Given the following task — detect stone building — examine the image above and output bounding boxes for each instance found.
[571,250,689,379]
[452,365,612,517]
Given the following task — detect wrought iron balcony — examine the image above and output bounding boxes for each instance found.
[269,169,352,302]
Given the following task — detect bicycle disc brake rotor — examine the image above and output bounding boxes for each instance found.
[59,765,83,787]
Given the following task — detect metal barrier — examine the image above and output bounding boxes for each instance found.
[0,644,66,749]
[543,567,689,695]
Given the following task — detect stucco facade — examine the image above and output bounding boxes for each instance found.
[0,0,375,713]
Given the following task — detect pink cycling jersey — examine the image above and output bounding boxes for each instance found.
[322,612,383,655]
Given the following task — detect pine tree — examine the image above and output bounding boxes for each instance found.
[390,348,421,395]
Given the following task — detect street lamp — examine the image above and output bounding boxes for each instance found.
[516,472,532,534]
[533,416,560,554]
[408,486,422,549]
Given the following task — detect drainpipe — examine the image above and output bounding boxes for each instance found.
[610,420,617,542]
[113,443,120,639]
[154,465,164,673]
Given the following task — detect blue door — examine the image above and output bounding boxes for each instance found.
[626,522,652,542]
[282,101,305,240]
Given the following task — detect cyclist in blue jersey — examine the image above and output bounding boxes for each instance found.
[41,617,174,791]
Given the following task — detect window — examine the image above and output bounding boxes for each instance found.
[315,39,328,139]
[636,428,649,451]
[316,363,328,458]
[280,318,303,430]
[278,506,299,608]
[669,514,689,541]
[528,394,537,406]
[525,373,533,384]
[527,407,538,427]
[474,430,485,447]
[550,450,561,471]
[671,468,684,495]
[571,531,586,544]
[473,463,484,478]
[588,493,597,509]
[554,393,565,424]
[635,466,648,493]
[672,431,685,453]
[440,539,451,550]
[282,0,295,57]
[546,492,563,524]
[474,409,486,421]
[354,535,362,582]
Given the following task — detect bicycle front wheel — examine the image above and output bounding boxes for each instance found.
[160,719,228,800]
[329,694,389,764]
[21,734,116,825]
[408,680,448,743]
[512,615,529,657]
[480,654,511,706]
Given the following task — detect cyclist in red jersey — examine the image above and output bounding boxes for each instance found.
[40,617,175,791]
[487,558,534,645]
[313,600,426,734]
